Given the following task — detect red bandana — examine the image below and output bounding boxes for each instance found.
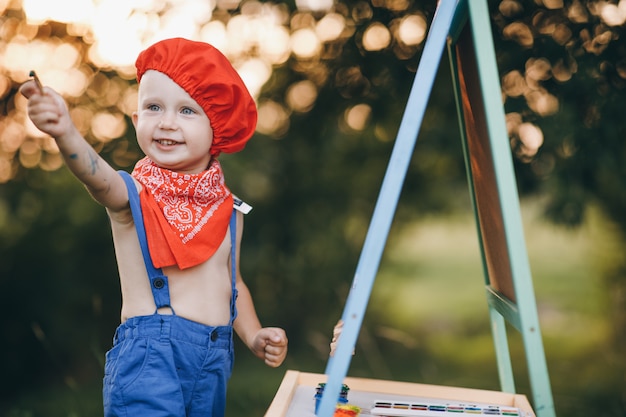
[131,157,233,270]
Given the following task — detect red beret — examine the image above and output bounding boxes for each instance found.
[135,38,257,157]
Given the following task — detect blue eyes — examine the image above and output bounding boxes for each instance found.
[145,104,196,115]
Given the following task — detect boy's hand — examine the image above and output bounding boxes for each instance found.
[329,319,355,357]
[20,80,74,140]
[250,327,288,368]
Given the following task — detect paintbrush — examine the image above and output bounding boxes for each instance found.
[29,70,45,94]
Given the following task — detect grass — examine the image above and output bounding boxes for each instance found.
[363,199,624,417]
[228,199,624,416]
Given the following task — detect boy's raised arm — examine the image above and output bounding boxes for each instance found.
[21,80,129,212]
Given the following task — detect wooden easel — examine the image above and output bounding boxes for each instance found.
[267,0,556,416]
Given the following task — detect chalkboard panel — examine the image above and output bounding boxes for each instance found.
[453,23,516,302]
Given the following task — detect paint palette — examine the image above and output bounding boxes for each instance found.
[370,400,531,417]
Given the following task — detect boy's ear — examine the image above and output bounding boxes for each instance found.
[131,112,138,128]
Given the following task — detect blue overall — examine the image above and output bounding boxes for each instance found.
[103,171,238,417]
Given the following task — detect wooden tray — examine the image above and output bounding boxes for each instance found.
[264,370,535,417]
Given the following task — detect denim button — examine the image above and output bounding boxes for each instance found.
[153,278,165,289]
[210,331,218,342]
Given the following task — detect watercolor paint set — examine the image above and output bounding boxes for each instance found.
[370,400,532,417]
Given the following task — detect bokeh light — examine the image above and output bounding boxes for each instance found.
[506,112,544,161]
[594,0,626,26]
[256,100,290,137]
[286,80,318,113]
[397,14,427,46]
[502,57,559,124]
[503,21,534,47]
[4,0,619,184]
[316,13,345,42]
[362,22,391,51]
[291,28,321,58]
[344,103,371,131]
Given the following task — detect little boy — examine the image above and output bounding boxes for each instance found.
[21,37,288,417]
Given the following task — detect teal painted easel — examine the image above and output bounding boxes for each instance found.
[317,0,556,416]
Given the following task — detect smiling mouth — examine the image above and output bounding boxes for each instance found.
[155,139,180,146]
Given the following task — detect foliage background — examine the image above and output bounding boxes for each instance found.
[1,0,625,416]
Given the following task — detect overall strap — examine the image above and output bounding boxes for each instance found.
[229,209,238,325]
[118,171,172,310]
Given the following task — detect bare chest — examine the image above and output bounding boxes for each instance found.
[110,218,234,326]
